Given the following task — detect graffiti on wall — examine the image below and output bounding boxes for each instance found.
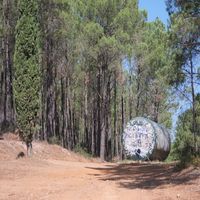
[123,118,155,159]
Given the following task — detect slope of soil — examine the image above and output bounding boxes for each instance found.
[0,136,199,200]
[0,133,93,162]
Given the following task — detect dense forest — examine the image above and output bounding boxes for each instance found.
[0,0,199,161]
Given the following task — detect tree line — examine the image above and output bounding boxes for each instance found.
[0,0,199,161]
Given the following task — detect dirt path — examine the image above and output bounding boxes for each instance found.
[0,158,199,200]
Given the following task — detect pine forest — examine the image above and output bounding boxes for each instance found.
[0,0,199,162]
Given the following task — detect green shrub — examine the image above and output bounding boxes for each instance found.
[74,144,92,158]
[172,126,200,168]
[164,144,178,162]
[191,155,200,167]
[48,136,61,145]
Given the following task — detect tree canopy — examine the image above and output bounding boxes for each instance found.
[0,0,199,162]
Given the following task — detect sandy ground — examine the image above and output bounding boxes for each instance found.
[0,138,199,200]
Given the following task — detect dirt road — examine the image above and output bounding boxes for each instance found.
[0,139,199,200]
[0,158,199,200]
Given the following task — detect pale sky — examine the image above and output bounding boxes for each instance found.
[139,0,169,26]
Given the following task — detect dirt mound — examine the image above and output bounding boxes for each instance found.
[1,132,20,141]
[31,142,93,162]
[0,139,93,162]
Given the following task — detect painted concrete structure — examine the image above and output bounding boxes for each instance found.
[123,117,171,161]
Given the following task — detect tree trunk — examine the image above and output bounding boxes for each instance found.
[96,68,101,156]
[92,98,96,156]
[0,0,15,132]
[190,54,197,153]
[45,36,56,140]
[61,77,67,147]
[128,75,132,120]
[113,75,118,157]
[136,64,141,116]
[100,67,106,161]
[100,64,111,161]
[120,92,125,160]
[153,88,159,123]
[84,72,89,151]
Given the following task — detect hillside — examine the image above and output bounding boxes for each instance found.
[0,133,93,162]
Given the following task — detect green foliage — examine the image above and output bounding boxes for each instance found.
[168,131,200,169]
[130,18,172,122]
[164,144,176,163]
[49,136,61,145]
[74,144,92,158]
[166,0,200,160]
[173,128,194,162]
[191,156,200,167]
[170,100,200,167]
[167,0,200,85]
[14,0,40,139]
[1,0,176,160]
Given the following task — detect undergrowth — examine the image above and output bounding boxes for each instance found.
[74,144,92,158]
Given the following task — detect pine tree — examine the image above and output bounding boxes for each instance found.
[14,0,41,140]
[78,0,146,160]
[167,0,200,152]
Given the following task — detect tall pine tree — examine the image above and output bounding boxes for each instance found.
[167,0,200,152]
[14,0,41,140]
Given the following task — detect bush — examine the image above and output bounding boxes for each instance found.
[74,144,92,158]
[164,144,177,162]
[191,156,200,167]
[172,127,200,168]
[48,136,61,145]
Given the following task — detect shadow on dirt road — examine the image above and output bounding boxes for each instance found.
[86,162,200,190]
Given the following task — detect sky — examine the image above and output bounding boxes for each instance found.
[138,0,169,26]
